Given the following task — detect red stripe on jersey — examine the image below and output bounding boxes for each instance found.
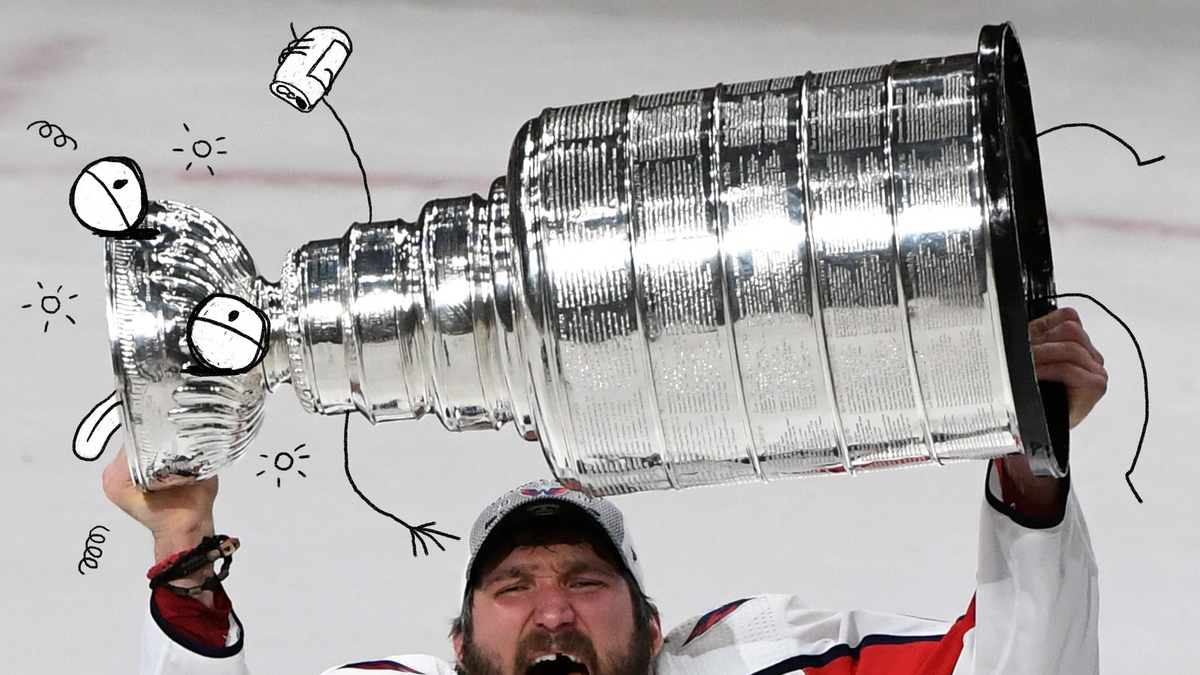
[684,598,752,645]
[152,585,235,647]
[802,597,976,675]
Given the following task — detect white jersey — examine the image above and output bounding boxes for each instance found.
[140,465,1098,675]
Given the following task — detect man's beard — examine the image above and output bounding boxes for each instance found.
[456,625,656,675]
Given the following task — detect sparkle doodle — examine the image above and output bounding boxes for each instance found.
[172,123,227,175]
[21,281,77,333]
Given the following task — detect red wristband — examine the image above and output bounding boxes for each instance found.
[147,550,188,581]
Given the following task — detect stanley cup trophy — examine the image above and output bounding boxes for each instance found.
[107,23,1068,494]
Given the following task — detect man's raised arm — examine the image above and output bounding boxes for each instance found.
[973,306,1107,674]
[104,447,248,675]
[997,307,1108,515]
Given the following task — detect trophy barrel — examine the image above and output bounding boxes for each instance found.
[505,22,1059,495]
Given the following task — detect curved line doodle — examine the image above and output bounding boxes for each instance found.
[78,525,110,575]
[27,119,78,150]
[1037,292,1150,504]
[342,413,460,556]
[73,391,123,462]
[1037,122,1165,166]
[323,99,373,222]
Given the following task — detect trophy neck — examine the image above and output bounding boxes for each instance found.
[258,276,292,393]
[277,179,531,432]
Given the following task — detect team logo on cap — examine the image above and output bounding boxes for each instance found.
[520,486,569,497]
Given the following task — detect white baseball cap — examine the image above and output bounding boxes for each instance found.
[464,479,646,593]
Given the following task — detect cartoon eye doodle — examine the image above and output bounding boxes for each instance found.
[184,293,270,376]
[69,156,158,239]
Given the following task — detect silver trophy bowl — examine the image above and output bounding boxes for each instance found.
[108,23,1065,494]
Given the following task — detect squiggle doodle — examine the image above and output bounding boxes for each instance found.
[74,392,122,462]
[27,120,78,150]
[78,525,110,575]
[1038,292,1151,504]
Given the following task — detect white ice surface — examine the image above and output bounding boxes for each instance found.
[1,1,1196,672]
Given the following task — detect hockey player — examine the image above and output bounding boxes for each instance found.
[103,307,1108,675]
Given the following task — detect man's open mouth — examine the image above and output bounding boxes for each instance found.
[526,652,590,675]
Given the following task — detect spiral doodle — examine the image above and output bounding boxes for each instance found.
[26,120,78,150]
[77,525,110,575]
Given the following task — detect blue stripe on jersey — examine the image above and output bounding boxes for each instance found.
[748,632,947,675]
[337,659,422,672]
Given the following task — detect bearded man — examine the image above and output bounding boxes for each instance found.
[105,307,1107,675]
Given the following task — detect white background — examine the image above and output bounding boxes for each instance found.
[1,1,1196,671]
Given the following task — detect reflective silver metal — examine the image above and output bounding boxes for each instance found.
[108,23,1062,494]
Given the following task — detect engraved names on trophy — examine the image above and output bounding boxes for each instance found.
[505,52,1031,492]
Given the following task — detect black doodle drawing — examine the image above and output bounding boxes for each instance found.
[257,444,310,488]
[21,281,76,333]
[271,25,352,112]
[275,24,419,549]
[74,392,122,462]
[27,119,78,150]
[277,23,372,222]
[1039,292,1150,504]
[78,525,110,575]
[342,413,460,557]
[325,96,373,222]
[1037,122,1165,166]
[172,123,227,175]
[69,156,157,239]
[183,293,270,376]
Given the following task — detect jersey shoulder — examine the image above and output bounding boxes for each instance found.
[319,653,457,674]
[658,594,962,675]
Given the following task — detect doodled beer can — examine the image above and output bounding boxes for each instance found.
[271,27,352,112]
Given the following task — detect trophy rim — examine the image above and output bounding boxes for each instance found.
[976,22,1064,476]
[105,235,147,489]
